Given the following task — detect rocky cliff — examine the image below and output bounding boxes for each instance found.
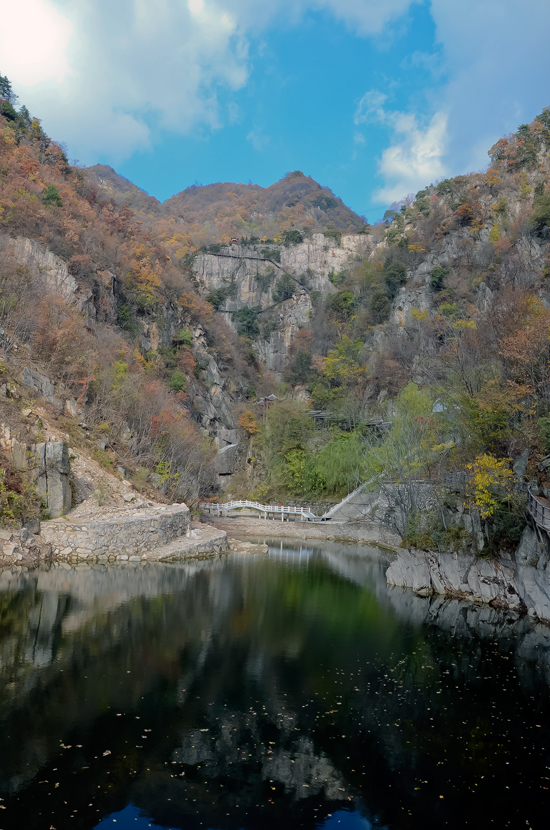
[192,232,371,371]
[1,233,243,471]
[386,524,550,623]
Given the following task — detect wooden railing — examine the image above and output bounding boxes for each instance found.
[527,488,550,531]
[199,499,321,521]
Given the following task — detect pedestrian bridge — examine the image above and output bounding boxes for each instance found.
[199,499,322,521]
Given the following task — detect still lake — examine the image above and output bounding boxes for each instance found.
[0,540,549,830]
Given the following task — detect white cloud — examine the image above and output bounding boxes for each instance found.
[0,0,73,86]
[2,0,548,197]
[354,90,389,125]
[354,0,550,205]
[0,0,251,161]
[0,0,417,164]
[375,110,448,203]
[356,90,448,203]
[311,0,415,36]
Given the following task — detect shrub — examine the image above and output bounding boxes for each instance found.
[42,184,63,207]
[384,261,407,298]
[282,229,303,246]
[169,370,186,393]
[272,273,296,303]
[323,229,342,245]
[430,266,449,292]
[172,327,193,347]
[205,287,228,310]
[261,248,280,263]
[531,192,550,236]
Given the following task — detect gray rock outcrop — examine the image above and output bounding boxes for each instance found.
[191,233,372,371]
[386,525,550,622]
[0,424,72,518]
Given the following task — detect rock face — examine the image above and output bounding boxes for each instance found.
[0,424,72,518]
[214,443,239,476]
[9,236,95,312]
[192,233,372,372]
[386,525,550,622]
[33,442,73,518]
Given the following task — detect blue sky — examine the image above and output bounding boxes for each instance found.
[2,1,549,221]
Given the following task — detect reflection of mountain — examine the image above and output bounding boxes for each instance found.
[0,546,549,830]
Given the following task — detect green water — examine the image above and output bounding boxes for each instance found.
[0,541,549,829]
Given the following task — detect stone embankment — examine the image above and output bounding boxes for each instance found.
[386,525,550,623]
[39,501,227,563]
[200,513,400,549]
[0,526,52,566]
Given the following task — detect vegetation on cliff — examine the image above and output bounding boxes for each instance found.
[235,110,550,551]
[2,68,550,552]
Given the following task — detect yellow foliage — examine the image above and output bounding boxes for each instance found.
[466,454,514,519]
[452,319,477,331]
[411,308,428,322]
[323,336,366,384]
[237,410,259,436]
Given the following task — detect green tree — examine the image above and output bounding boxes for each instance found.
[384,261,407,299]
[328,290,358,321]
[370,291,391,324]
[272,274,296,303]
[168,371,186,392]
[430,266,449,292]
[42,184,63,207]
[323,336,366,385]
[232,305,261,338]
[0,73,17,104]
[316,432,365,495]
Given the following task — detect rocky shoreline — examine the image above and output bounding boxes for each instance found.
[386,525,550,624]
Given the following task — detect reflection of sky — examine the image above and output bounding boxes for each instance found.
[95,804,372,830]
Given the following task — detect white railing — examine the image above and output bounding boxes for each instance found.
[199,499,320,521]
[527,487,550,531]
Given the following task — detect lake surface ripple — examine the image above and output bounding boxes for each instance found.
[0,540,549,830]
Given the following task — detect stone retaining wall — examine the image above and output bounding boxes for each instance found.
[41,503,191,562]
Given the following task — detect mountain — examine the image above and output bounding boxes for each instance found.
[85,164,161,214]
[83,166,367,253]
[2,74,550,559]
[162,171,367,238]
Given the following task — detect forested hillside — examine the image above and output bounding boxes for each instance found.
[85,165,367,256]
[2,66,550,553]
[0,73,277,520]
[226,109,550,553]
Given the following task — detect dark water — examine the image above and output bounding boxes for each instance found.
[0,541,549,830]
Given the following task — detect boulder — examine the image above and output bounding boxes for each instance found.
[21,366,55,398]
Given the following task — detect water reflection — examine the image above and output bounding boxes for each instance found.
[0,543,549,829]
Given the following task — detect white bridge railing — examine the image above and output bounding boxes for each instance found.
[199,499,321,521]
